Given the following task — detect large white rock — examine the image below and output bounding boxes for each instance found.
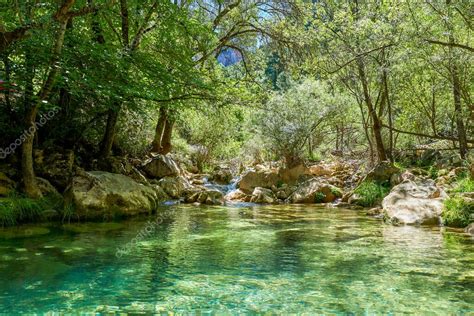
[68,171,168,218]
[237,170,280,194]
[382,179,448,225]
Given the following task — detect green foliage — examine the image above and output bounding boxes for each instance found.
[0,194,63,227]
[354,181,391,207]
[314,192,326,203]
[453,177,474,194]
[442,197,473,228]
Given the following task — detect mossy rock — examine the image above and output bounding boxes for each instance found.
[0,226,51,239]
[62,222,124,233]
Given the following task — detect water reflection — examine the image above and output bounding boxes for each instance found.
[0,205,472,314]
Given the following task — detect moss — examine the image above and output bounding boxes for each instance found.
[442,197,473,228]
[353,181,390,207]
[314,192,326,203]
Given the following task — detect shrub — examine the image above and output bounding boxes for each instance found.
[353,181,390,207]
[442,197,474,228]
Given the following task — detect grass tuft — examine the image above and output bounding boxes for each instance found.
[354,181,390,207]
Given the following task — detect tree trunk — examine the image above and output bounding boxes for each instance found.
[446,0,468,158]
[357,59,387,162]
[158,116,174,155]
[151,107,167,152]
[99,107,120,158]
[21,15,70,198]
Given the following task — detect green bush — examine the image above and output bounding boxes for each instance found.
[453,177,474,193]
[442,197,474,228]
[0,194,63,227]
[354,181,390,207]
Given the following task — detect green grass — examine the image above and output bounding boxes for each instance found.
[452,177,474,193]
[0,194,63,227]
[354,181,391,207]
[442,196,473,228]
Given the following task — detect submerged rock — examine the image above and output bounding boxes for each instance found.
[142,154,180,179]
[0,226,50,239]
[67,171,167,218]
[382,179,448,225]
[287,179,342,204]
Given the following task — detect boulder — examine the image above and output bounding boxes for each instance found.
[183,187,224,205]
[308,164,332,177]
[142,154,180,179]
[0,172,15,196]
[287,179,342,204]
[237,170,281,194]
[211,167,233,184]
[382,179,448,225]
[225,189,248,201]
[67,171,167,218]
[361,161,400,184]
[250,187,276,204]
[36,177,60,196]
[278,164,310,184]
[35,149,74,191]
[157,176,191,199]
[390,170,416,186]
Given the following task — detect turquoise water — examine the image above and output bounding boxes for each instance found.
[0,204,472,314]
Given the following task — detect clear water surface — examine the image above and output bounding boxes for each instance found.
[0,204,472,314]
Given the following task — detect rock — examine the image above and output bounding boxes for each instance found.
[237,170,281,194]
[183,187,224,205]
[382,179,448,225]
[0,172,15,196]
[390,170,416,186]
[67,171,167,218]
[211,167,233,184]
[465,223,474,236]
[142,154,180,179]
[275,185,295,200]
[36,177,60,196]
[420,149,441,166]
[158,176,191,199]
[308,164,332,177]
[250,187,276,204]
[278,164,310,184]
[225,189,248,201]
[361,161,400,184]
[35,149,74,192]
[367,207,383,216]
[287,179,342,204]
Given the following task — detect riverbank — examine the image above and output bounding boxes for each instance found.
[0,151,473,234]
